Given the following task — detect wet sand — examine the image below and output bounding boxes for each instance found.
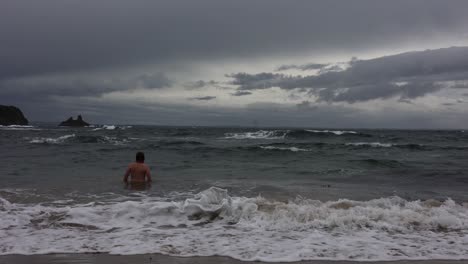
[1,254,468,264]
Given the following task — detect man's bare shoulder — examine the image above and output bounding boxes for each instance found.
[128,162,138,168]
[129,162,149,169]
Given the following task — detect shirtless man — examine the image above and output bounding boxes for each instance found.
[123,152,152,184]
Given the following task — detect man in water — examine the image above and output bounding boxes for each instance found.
[123,152,152,189]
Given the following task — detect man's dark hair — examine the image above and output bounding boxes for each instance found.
[136,152,145,162]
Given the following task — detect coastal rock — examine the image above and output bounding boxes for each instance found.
[59,115,90,127]
[0,105,29,126]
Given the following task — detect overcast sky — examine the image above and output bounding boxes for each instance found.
[2,0,468,128]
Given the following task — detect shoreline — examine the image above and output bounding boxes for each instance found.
[1,254,468,264]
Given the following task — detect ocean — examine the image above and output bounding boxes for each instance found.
[1,124,468,261]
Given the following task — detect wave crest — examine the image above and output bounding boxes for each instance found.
[224,129,366,140]
[27,134,128,145]
[1,187,468,261]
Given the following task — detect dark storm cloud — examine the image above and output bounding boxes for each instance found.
[1,0,468,80]
[231,91,252,97]
[276,63,328,71]
[137,73,172,89]
[189,96,217,101]
[184,80,219,90]
[229,47,468,103]
[228,73,286,89]
[0,72,172,98]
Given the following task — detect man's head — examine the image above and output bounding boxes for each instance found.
[136,152,145,163]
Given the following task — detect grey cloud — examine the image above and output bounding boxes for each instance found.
[296,101,318,111]
[0,72,172,98]
[314,82,442,103]
[137,73,172,89]
[276,63,328,71]
[228,72,286,89]
[189,96,217,101]
[447,81,468,89]
[184,80,219,90]
[229,47,468,103]
[398,98,414,104]
[231,91,252,96]
[317,65,345,74]
[2,0,468,80]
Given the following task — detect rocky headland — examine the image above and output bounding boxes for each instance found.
[0,105,29,126]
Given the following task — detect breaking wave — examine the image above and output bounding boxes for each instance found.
[28,134,76,144]
[346,142,468,151]
[224,130,286,139]
[305,129,357,135]
[1,187,468,261]
[346,142,393,148]
[27,134,129,145]
[91,125,132,131]
[224,129,366,140]
[0,125,41,131]
[259,146,312,152]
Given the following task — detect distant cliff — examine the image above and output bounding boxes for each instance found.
[0,105,29,126]
[59,115,90,127]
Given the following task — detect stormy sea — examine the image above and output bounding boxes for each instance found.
[1,124,468,262]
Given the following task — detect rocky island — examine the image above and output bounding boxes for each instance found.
[59,115,90,127]
[0,105,29,126]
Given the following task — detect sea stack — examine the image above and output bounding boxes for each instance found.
[0,105,29,126]
[59,115,90,127]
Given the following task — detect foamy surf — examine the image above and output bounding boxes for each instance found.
[1,187,467,261]
[224,129,361,140]
[346,142,393,148]
[91,125,132,131]
[260,146,311,152]
[0,125,41,131]
[28,134,76,144]
[25,134,129,145]
[224,130,285,140]
[306,129,357,135]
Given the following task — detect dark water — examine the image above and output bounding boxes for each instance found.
[1,124,468,202]
[2,124,468,260]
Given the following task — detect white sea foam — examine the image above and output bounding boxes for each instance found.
[0,125,41,131]
[92,125,114,131]
[28,134,76,144]
[306,129,357,135]
[346,142,393,148]
[102,136,129,145]
[92,125,131,131]
[224,130,285,139]
[1,187,468,261]
[224,129,358,140]
[260,146,311,152]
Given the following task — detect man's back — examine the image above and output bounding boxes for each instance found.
[124,162,151,183]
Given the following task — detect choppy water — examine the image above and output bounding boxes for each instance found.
[1,124,468,261]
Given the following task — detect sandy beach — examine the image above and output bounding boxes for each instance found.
[1,254,468,264]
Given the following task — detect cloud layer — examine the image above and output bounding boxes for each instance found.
[229,47,468,103]
[2,0,468,81]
